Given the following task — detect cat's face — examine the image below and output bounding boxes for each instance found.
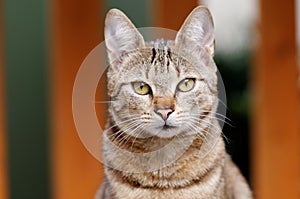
[105,7,219,139]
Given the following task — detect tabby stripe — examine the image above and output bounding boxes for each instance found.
[151,48,157,64]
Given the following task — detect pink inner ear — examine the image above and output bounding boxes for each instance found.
[205,45,214,57]
[194,46,212,67]
[110,51,128,71]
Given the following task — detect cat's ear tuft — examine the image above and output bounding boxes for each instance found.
[105,9,145,70]
[175,6,215,57]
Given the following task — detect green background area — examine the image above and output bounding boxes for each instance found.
[4,0,50,198]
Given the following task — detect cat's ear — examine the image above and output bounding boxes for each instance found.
[175,6,215,57]
[105,9,145,70]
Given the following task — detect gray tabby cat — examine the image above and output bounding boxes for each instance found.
[95,6,252,199]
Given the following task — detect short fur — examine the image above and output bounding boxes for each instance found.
[95,6,252,199]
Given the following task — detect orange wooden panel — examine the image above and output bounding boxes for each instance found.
[51,0,105,198]
[0,66,7,199]
[0,3,8,198]
[252,0,300,198]
[154,0,199,30]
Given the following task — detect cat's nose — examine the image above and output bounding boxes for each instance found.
[155,108,174,121]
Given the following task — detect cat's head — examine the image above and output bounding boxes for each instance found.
[104,6,219,139]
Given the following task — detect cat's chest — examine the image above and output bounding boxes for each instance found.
[107,175,226,199]
[105,157,226,199]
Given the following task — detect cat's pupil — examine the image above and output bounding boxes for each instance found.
[184,80,189,86]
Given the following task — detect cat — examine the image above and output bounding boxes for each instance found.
[95,6,252,199]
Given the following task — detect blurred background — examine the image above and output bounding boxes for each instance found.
[0,0,299,199]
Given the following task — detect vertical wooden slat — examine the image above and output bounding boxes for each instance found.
[51,0,104,199]
[0,1,8,197]
[106,0,151,27]
[154,0,199,30]
[0,71,7,199]
[253,0,300,198]
[4,0,50,198]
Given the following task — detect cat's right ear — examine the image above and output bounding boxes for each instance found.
[175,6,215,58]
[105,9,145,71]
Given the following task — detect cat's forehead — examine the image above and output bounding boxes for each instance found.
[116,39,205,88]
[149,39,203,73]
[147,39,179,80]
[125,41,201,73]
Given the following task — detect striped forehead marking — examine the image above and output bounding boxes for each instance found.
[148,39,180,77]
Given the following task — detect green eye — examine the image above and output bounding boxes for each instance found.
[177,78,195,92]
[132,82,151,95]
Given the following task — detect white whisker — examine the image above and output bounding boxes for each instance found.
[189,116,230,144]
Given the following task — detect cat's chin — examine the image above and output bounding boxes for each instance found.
[153,126,181,138]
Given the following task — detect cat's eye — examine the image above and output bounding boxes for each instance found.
[177,78,195,92]
[132,82,151,95]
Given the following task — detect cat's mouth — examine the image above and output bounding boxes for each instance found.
[153,124,180,138]
[161,124,177,130]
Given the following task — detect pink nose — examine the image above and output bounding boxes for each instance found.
[155,109,174,120]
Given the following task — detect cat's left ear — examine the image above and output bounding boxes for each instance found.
[105,9,145,70]
[175,6,215,57]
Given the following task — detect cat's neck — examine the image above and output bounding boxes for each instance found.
[103,118,223,174]
[103,126,226,194]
